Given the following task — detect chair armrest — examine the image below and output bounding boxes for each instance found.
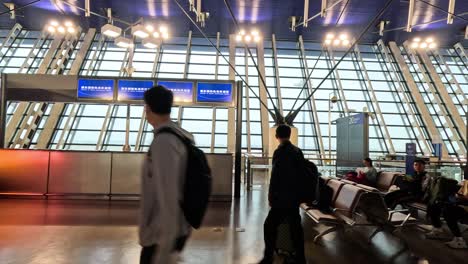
[388,209,409,217]
[333,208,351,213]
[337,213,356,226]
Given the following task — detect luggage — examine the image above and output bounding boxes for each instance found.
[275,217,298,264]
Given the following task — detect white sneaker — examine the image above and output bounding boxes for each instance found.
[425,228,446,240]
[445,237,468,249]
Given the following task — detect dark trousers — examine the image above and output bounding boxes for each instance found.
[384,190,420,209]
[427,203,443,228]
[263,208,306,264]
[443,204,468,237]
[140,245,157,264]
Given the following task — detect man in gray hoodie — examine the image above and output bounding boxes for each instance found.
[139,85,192,264]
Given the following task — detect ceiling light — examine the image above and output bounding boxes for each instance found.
[324,39,332,45]
[240,29,246,35]
[254,36,261,42]
[146,25,154,32]
[132,25,149,39]
[339,34,348,40]
[159,26,168,33]
[162,32,169,39]
[47,26,56,33]
[236,34,242,41]
[142,38,159,49]
[420,42,428,49]
[326,33,334,39]
[413,37,421,42]
[411,42,419,49]
[101,23,122,38]
[64,21,73,27]
[428,43,437,49]
[333,39,341,46]
[426,37,434,43]
[153,32,160,38]
[244,35,252,42]
[57,26,65,34]
[50,20,59,27]
[115,36,133,48]
[67,27,76,34]
[251,30,259,36]
[342,39,350,46]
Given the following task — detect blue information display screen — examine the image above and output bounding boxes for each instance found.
[118,80,154,100]
[158,81,194,103]
[196,82,233,103]
[77,79,115,100]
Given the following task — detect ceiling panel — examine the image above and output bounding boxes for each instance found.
[0,0,466,45]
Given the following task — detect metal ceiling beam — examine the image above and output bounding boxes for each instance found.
[376,40,430,155]
[85,0,91,17]
[36,29,96,150]
[448,0,456,24]
[298,36,324,161]
[407,0,415,32]
[227,34,236,153]
[295,0,344,29]
[304,0,309,27]
[244,46,252,153]
[321,0,328,17]
[197,0,202,22]
[418,51,466,149]
[0,23,23,71]
[256,40,271,156]
[389,41,449,157]
[271,34,283,115]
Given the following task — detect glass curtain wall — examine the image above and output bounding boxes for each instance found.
[1,29,467,158]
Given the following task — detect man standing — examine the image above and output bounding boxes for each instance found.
[259,124,307,264]
[139,86,192,264]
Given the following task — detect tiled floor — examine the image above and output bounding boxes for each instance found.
[0,184,467,264]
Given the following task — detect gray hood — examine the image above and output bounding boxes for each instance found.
[154,121,195,145]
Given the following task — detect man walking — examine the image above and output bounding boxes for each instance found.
[259,124,307,264]
[139,85,192,264]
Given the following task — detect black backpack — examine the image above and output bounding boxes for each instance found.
[157,127,212,229]
[300,159,319,204]
[313,177,333,213]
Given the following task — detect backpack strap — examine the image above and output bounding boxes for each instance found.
[156,127,192,146]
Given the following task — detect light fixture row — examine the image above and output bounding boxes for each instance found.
[100,23,170,49]
[323,33,350,47]
[410,37,437,50]
[47,20,78,35]
[236,29,262,43]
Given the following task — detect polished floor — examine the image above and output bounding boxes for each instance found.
[1,179,467,263]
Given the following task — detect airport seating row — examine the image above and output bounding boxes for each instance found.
[301,173,417,243]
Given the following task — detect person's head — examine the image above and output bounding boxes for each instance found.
[144,85,173,127]
[413,159,426,173]
[363,157,373,167]
[275,124,291,143]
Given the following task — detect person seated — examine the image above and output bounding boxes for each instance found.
[345,158,378,186]
[358,157,378,186]
[384,159,430,209]
[442,201,468,249]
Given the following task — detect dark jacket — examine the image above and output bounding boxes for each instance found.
[398,171,429,197]
[269,141,305,209]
